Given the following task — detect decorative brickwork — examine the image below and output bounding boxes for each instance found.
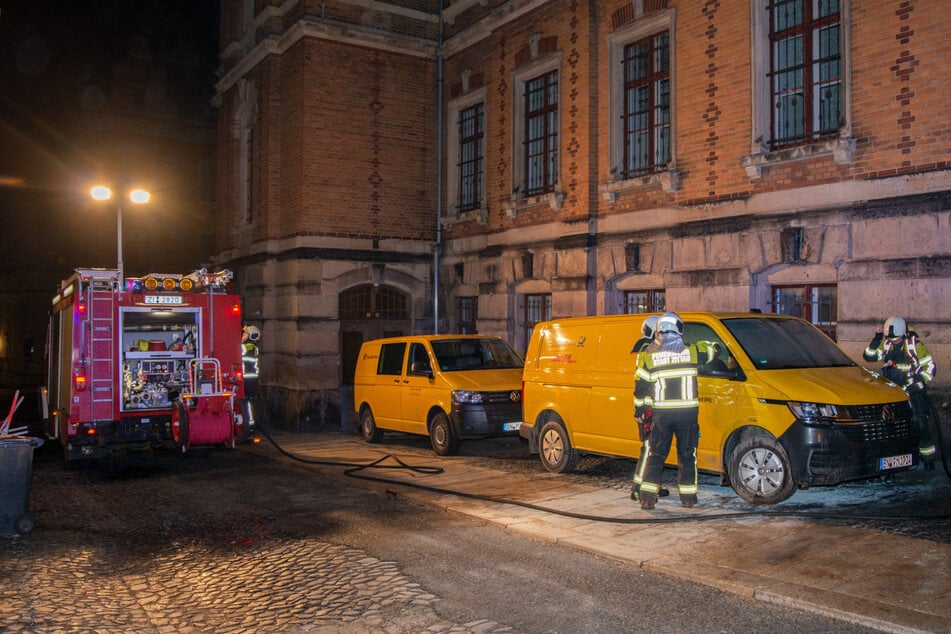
[215,0,951,421]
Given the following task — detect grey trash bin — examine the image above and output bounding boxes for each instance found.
[0,436,44,536]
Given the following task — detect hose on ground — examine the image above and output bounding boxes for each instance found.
[253,421,950,525]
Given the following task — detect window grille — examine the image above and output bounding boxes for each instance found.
[769,0,842,148]
[622,32,670,178]
[524,71,559,196]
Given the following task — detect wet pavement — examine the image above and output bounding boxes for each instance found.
[249,429,951,633]
[3,429,949,633]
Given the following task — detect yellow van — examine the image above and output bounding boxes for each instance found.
[519,313,919,504]
[353,334,524,455]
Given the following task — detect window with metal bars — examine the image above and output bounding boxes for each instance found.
[339,285,409,320]
[771,283,837,340]
[524,71,559,196]
[622,32,670,178]
[523,293,552,349]
[623,289,666,314]
[769,0,842,149]
[458,103,484,212]
[457,296,478,334]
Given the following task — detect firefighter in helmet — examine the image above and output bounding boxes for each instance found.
[630,315,669,501]
[634,312,717,510]
[863,316,937,468]
[242,325,260,391]
[241,325,261,437]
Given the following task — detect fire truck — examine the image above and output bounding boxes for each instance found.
[43,267,253,463]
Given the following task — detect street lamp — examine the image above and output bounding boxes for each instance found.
[90,185,151,287]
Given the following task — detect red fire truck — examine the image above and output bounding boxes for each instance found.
[44,267,253,463]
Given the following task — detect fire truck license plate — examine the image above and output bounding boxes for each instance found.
[879,454,913,470]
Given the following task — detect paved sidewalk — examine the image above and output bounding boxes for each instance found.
[246,431,951,634]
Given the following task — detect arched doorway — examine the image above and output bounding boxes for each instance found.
[339,284,411,386]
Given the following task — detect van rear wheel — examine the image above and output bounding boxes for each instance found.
[360,408,383,444]
[430,412,460,456]
[539,420,578,473]
[728,435,796,505]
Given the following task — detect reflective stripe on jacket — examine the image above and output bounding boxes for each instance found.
[634,339,715,414]
[863,333,936,387]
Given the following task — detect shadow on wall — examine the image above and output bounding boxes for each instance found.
[262,386,349,433]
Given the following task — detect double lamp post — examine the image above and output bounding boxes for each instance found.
[89,185,150,286]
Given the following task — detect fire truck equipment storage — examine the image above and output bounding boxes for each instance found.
[44,268,253,462]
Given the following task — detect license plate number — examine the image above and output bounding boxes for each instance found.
[879,454,913,470]
[503,422,522,432]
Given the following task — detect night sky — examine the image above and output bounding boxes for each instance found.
[0,0,219,279]
[0,1,221,396]
[0,0,219,195]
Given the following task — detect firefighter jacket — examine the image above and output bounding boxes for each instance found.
[633,334,716,418]
[242,341,259,379]
[863,333,935,390]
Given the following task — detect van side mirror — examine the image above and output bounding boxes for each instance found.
[700,356,746,381]
[411,361,434,378]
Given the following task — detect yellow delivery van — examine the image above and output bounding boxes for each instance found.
[354,334,523,455]
[519,313,919,504]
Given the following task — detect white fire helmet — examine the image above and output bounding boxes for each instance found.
[883,316,906,339]
[641,315,660,339]
[657,312,684,335]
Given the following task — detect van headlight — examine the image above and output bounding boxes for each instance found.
[452,390,484,404]
[787,401,840,424]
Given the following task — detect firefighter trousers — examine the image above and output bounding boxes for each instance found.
[909,390,936,461]
[639,409,699,502]
[632,414,651,487]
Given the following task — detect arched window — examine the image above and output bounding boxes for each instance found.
[339,285,409,320]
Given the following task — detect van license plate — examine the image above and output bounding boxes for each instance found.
[879,454,913,470]
[503,422,522,432]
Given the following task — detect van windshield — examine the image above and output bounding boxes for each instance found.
[721,317,855,370]
[430,338,524,371]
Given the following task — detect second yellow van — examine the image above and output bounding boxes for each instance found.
[354,334,524,455]
[519,313,919,504]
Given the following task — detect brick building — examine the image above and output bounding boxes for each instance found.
[214,0,950,430]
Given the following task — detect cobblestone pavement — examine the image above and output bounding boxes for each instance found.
[0,447,513,633]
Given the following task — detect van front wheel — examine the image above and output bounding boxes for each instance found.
[728,435,796,505]
[539,420,578,473]
[430,412,460,456]
[360,408,383,444]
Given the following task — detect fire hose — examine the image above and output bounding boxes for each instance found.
[254,421,950,525]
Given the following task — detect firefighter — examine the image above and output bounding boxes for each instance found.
[630,315,669,501]
[242,325,260,390]
[634,312,717,510]
[863,316,937,469]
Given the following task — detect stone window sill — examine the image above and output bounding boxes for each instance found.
[599,168,680,202]
[502,190,565,218]
[741,137,856,178]
[443,206,488,226]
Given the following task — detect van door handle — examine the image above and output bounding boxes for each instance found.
[393,379,401,384]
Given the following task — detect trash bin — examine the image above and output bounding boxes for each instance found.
[0,436,44,536]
